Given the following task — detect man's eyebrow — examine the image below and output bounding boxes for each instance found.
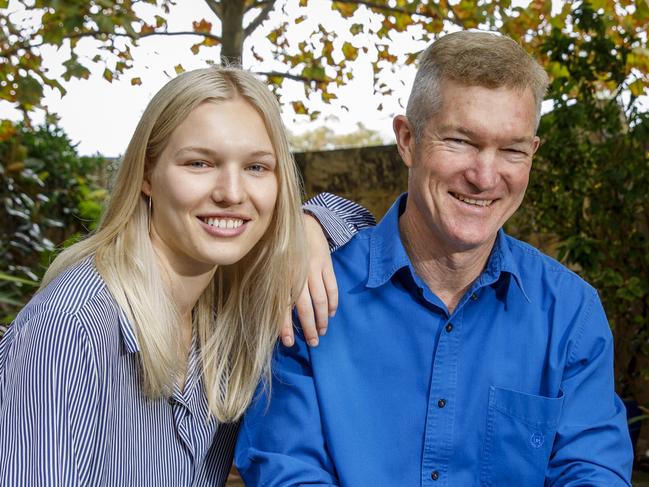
[440,125,534,145]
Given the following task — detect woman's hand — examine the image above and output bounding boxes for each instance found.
[280,214,338,347]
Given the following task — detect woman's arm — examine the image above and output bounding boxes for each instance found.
[0,310,101,486]
[281,194,376,347]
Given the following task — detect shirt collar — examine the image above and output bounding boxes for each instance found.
[474,229,530,302]
[366,194,530,302]
[367,194,412,288]
[117,307,141,354]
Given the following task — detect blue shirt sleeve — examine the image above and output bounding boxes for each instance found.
[0,310,101,486]
[235,335,339,487]
[546,290,633,486]
[303,192,376,251]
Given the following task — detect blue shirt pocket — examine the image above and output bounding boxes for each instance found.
[480,386,564,486]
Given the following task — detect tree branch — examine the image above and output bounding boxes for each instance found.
[333,0,422,16]
[244,1,276,37]
[334,0,464,26]
[256,70,322,83]
[204,0,223,20]
[138,30,222,42]
[245,0,274,12]
[1,30,222,58]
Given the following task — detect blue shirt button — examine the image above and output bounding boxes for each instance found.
[431,470,439,480]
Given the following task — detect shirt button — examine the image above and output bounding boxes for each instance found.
[470,292,478,301]
[431,470,439,480]
[445,323,453,333]
[438,399,446,408]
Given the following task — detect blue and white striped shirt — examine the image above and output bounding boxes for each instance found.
[0,193,374,486]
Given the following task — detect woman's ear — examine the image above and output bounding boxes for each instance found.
[141,179,152,197]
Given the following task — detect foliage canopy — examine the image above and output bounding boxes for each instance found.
[1,0,647,122]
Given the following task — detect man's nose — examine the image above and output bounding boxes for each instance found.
[212,165,245,205]
[465,149,499,191]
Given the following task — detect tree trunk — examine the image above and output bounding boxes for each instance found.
[221,0,246,64]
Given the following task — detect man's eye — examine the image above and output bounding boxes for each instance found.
[447,138,468,145]
[504,148,528,156]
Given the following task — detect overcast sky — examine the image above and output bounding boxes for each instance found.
[2,1,644,157]
[1,0,426,156]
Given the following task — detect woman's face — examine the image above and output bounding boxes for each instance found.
[142,98,279,277]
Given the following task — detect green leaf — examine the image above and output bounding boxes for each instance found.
[0,272,38,286]
[342,41,358,61]
[350,23,363,35]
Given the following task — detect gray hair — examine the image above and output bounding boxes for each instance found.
[405,30,549,141]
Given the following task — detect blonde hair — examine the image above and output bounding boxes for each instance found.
[41,67,307,422]
[406,30,549,140]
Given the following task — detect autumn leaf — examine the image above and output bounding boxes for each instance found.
[292,101,307,114]
[174,64,185,74]
[342,42,358,61]
[192,18,212,34]
[140,23,155,34]
[332,1,358,17]
[321,91,337,102]
[629,79,647,97]
[103,68,113,82]
[350,23,363,35]
[131,77,142,86]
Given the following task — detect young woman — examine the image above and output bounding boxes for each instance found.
[0,67,371,485]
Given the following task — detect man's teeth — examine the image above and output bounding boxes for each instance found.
[203,217,244,229]
[453,193,493,207]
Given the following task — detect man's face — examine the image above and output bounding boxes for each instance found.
[396,81,540,255]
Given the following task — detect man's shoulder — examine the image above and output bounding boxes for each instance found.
[331,226,372,268]
[503,233,596,297]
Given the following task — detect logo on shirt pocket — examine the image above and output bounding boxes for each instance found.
[480,386,564,487]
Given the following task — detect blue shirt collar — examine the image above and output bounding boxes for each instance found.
[367,194,411,288]
[117,307,141,354]
[367,193,529,302]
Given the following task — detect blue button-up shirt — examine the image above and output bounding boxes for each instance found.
[236,194,633,486]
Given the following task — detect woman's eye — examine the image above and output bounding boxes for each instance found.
[246,163,266,172]
[188,160,209,168]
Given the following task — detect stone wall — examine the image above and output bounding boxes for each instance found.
[294,143,407,220]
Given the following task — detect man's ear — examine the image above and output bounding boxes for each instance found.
[393,115,415,169]
[531,136,541,155]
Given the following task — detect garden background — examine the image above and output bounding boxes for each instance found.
[1,0,648,483]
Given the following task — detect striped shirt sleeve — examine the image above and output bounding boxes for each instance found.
[303,192,376,251]
[0,310,100,486]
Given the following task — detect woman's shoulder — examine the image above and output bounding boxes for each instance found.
[9,257,123,357]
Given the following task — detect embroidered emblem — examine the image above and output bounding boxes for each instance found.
[530,432,544,448]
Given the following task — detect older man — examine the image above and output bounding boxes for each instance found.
[235,31,633,486]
